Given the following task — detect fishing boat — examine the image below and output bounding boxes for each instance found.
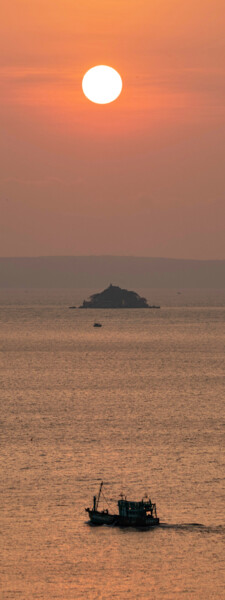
[93,322,102,327]
[85,482,159,528]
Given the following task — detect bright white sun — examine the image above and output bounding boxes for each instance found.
[82,65,122,104]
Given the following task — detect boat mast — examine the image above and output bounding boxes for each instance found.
[96,481,103,510]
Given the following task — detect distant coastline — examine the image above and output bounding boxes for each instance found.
[0,256,224,289]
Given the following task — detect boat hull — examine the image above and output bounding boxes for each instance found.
[119,516,159,528]
[86,509,159,528]
[86,509,118,525]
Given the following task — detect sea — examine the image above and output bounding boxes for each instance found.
[1,288,225,600]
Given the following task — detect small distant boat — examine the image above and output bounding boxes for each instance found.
[93,322,102,328]
[85,482,159,528]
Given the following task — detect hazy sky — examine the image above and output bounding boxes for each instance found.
[0,0,225,258]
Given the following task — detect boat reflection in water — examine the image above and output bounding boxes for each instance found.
[85,482,160,528]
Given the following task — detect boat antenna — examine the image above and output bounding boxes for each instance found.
[96,481,103,510]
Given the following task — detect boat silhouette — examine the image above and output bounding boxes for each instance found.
[85,482,160,528]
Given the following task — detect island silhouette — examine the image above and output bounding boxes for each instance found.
[79,284,160,309]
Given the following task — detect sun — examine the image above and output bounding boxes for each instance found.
[82,65,122,104]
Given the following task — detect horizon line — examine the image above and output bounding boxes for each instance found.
[0,254,225,262]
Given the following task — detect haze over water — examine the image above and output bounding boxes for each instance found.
[1,289,225,599]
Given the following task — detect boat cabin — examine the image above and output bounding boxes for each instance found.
[118,498,156,519]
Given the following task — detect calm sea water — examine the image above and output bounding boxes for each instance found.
[1,289,225,599]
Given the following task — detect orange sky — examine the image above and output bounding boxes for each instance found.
[0,0,225,258]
